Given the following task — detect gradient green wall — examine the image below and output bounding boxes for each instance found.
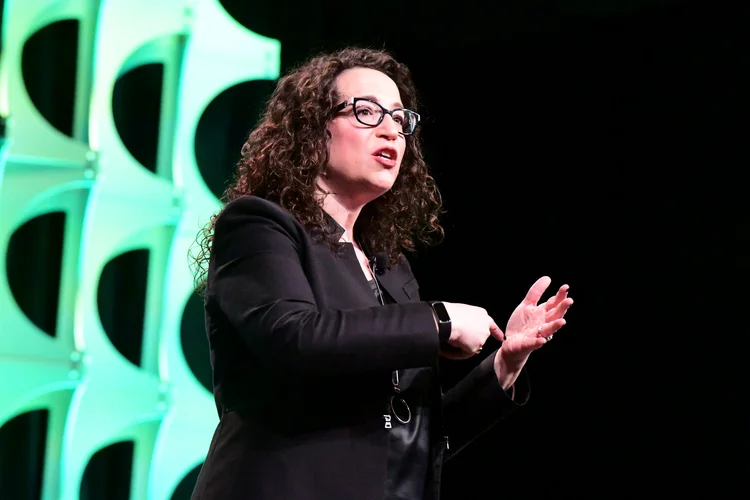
[0,0,280,498]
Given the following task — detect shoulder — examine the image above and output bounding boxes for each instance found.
[216,195,297,228]
[214,196,308,240]
[212,196,308,258]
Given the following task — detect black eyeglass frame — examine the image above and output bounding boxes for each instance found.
[332,97,421,136]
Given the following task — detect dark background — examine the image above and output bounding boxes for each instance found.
[1,0,744,498]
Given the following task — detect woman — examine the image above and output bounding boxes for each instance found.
[189,47,572,500]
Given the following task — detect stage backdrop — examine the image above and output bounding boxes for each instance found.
[0,0,280,498]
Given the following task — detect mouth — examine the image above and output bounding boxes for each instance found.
[372,147,399,167]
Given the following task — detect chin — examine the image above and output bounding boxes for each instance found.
[351,170,398,203]
[371,178,397,196]
[375,169,399,187]
[355,182,393,205]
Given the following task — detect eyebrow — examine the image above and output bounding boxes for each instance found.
[359,94,404,109]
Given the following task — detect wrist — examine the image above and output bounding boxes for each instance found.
[494,348,527,391]
[429,301,451,343]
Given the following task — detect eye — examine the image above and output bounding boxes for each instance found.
[356,102,381,115]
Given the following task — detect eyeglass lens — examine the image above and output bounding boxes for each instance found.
[353,100,417,134]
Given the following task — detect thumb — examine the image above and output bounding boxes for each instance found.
[523,276,552,305]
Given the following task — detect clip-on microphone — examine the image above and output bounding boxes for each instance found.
[369,252,389,276]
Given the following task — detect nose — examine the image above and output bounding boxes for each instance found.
[377,113,401,139]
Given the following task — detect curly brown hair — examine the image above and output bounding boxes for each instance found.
[190,46,444,291]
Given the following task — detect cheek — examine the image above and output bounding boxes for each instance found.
[329,125,363,160]
[397,143,408,167]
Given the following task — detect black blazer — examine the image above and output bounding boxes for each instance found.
[191,196,529,500]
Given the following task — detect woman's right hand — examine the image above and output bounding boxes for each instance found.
[439,302,504,360]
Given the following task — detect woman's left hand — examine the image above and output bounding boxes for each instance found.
[499,276,573,368]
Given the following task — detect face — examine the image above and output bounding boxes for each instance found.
[323,67,408,205]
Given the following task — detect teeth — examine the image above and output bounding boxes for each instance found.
[379,151,392,159]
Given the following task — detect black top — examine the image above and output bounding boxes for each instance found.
[369,279,433,499]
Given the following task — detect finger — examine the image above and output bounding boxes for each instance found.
[545,298,574,322]
[543,285,567,310]
[523,276,552,306]
[502,335,547,356]
[489,317,505,342]
[544,284,570,311]
[536,319,566,338]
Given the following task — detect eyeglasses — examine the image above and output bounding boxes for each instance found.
[333,97,420,136]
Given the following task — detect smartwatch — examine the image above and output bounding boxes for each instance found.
[429,301,451,343]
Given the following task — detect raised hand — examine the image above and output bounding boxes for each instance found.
[500,276,573,365]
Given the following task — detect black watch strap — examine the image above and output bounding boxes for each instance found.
[429,301,452,343]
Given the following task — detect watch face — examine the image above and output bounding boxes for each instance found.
[433,302,450,322]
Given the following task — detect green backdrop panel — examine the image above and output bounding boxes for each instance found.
[0,0,280,498]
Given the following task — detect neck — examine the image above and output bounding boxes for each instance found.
[317,177,368,240]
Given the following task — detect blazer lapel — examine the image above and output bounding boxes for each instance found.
[375,265,420,304]
[319,213,419,304]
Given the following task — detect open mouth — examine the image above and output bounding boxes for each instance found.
[373,148,398,163]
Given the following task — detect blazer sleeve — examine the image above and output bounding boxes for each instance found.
[208,196,440,375]
[442,352,531,460]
